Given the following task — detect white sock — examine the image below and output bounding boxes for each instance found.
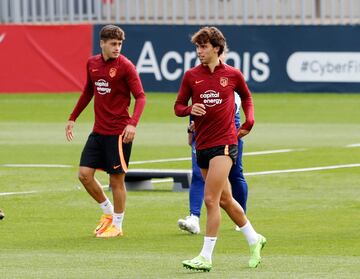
[200,236,217,263]
[99,198,113,215]
[190,214,199,222]
[112,212,124,230]
[240,221,259,245]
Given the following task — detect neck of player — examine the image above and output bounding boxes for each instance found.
[205,57,220,73]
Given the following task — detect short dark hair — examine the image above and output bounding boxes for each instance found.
[191,26,226,56]
[100,25,125,41]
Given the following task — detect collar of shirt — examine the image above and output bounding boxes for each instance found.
[200,60,225,73]
[100,53,117,63]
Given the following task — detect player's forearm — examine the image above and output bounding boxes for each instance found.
[241,98,255,131]
[128,93,146,126]
[174,103,192,117]
[68,92,93,121]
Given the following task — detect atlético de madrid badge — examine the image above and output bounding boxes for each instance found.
[109,67,117,78]
[220,77,228,87]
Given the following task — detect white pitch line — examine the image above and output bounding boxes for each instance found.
[101,178,174,186]
[130,157,190,165]
[0,164,72,168]
[152,178,174,184]
[0,149,298,168]
[346,143,360,148]
[243,149,295,156]
[130,149,296,165]
[1,163,359,197]
[0,190,39,196]
[244,163,360,176]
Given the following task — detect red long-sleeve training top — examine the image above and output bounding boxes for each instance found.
[174,62,254,150]
[69,54,146,135]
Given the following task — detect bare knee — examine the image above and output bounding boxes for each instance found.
[204,195,219,210]
[220,195,233,209]
[78,170,93,185]
[110,174,126,190]
[111,181,126,191]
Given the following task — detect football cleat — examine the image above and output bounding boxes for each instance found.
[182,255,212,272]
[177,215,200,234]
[96,224,123,238]
[93,214,112,235]
[248,234,267,268]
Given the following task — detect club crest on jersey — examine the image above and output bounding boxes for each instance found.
[220,77,228,87]
[109,67,117,78]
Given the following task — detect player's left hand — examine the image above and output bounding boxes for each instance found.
[65,120,75,141]
[122,125,136,143]
[237,128,250,138]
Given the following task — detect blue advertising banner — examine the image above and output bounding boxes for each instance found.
[93,25,360,93]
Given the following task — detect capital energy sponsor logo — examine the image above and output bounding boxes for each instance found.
[95,79,111,95]
[200,90,222,107]
[287,52,360,83]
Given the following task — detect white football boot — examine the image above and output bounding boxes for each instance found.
[177,215,200,234]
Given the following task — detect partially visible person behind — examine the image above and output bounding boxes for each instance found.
[177,89,249,234]
[174,26,266,272]
[65,25,146,238]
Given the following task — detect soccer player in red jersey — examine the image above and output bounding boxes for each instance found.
[65,25,146,238]
[174,27,266,271]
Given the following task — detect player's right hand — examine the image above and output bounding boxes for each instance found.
[188,120,195,133]
[237,128,250,139]
[191,103,206,116]
[65,120,75,141]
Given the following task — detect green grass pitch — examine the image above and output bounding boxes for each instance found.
[0,93,359,278]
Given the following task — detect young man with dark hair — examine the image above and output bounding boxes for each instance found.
[175,26,266,271]
[177,50,249,235]
[66,25,146,238]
